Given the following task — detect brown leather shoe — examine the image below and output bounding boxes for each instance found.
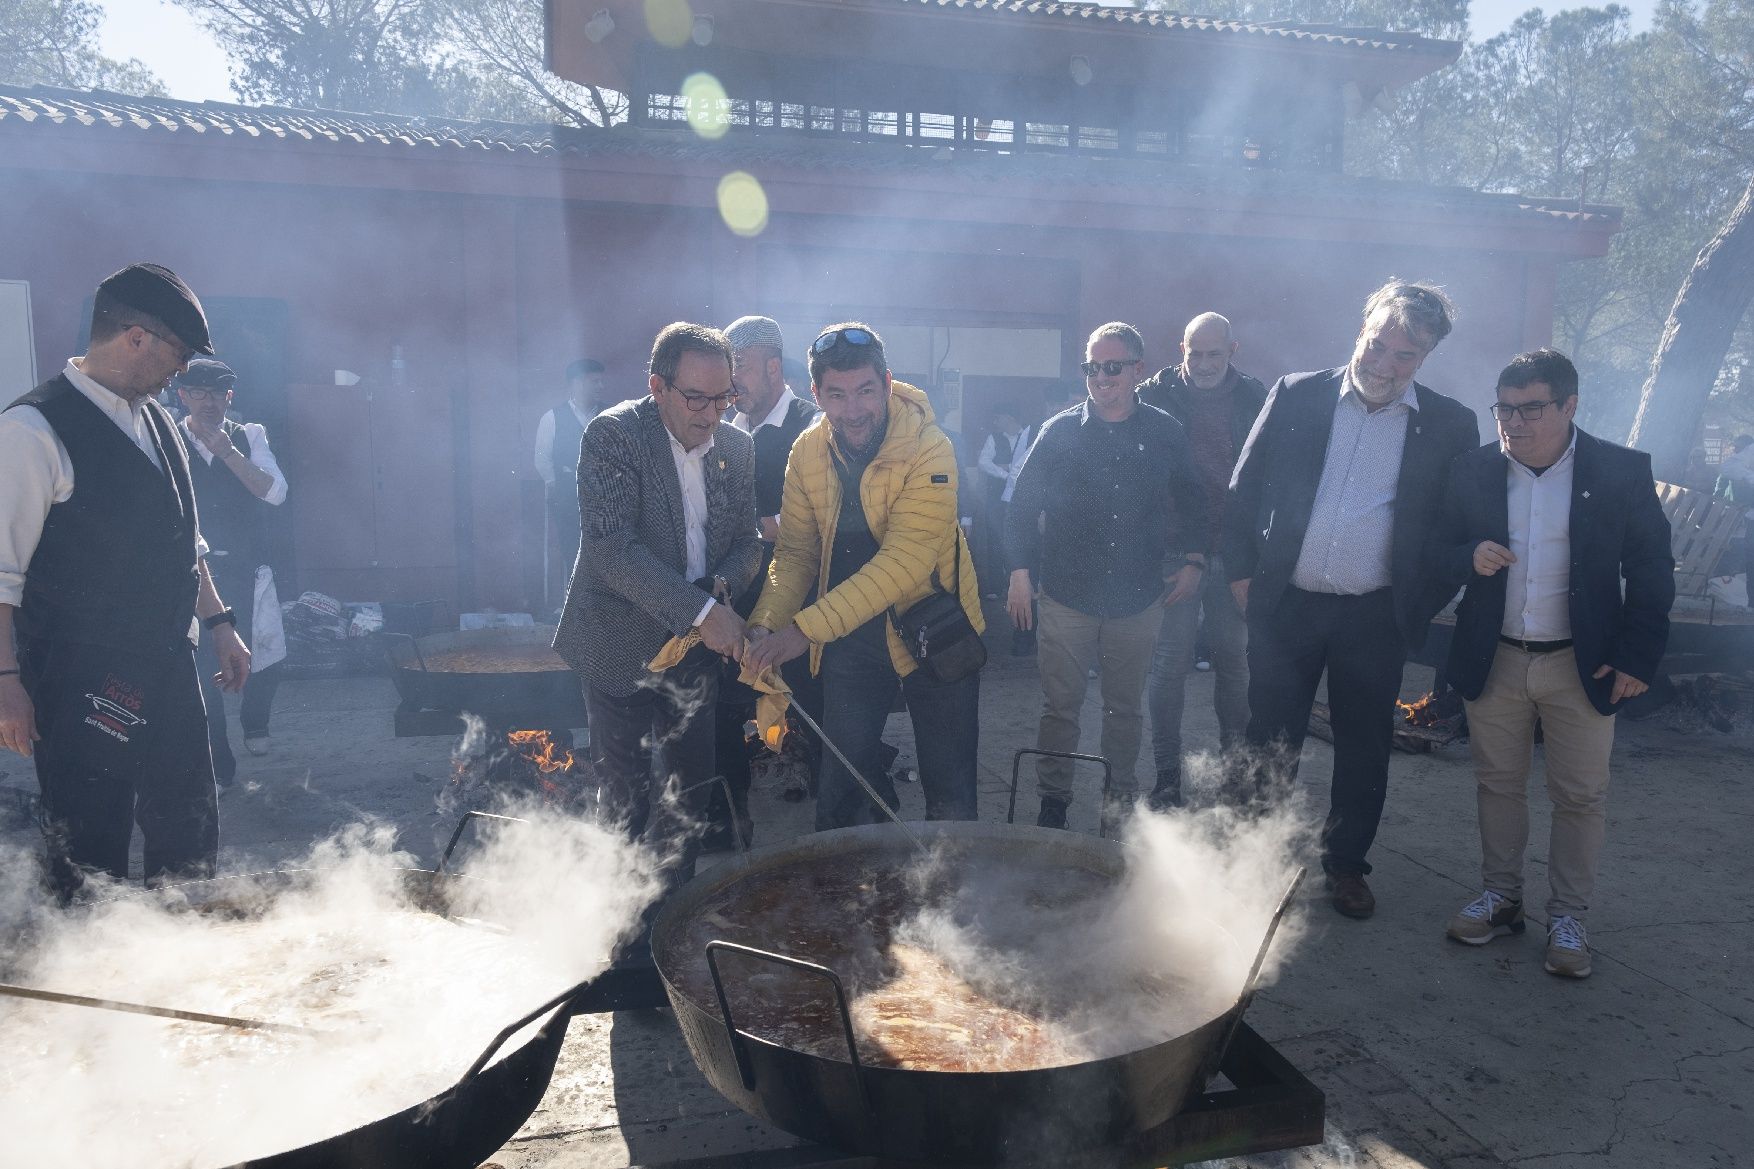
[1326,873,1375,919]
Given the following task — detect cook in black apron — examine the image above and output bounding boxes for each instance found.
[0,264,247,898]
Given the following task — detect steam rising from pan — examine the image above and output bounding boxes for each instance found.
[0,807,663,1169]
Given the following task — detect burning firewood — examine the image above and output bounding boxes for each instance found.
[1397,688,1464,728]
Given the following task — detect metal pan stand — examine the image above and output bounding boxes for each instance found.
[568,963,1324,1169]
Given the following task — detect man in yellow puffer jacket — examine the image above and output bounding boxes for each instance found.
[745,323,984,831]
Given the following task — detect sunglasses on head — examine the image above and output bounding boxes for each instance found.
[1080,358,1139,378]
[812,327,875,354]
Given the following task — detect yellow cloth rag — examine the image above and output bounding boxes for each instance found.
[646,633,792,750]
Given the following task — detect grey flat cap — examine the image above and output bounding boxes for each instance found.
[725,315,783,352]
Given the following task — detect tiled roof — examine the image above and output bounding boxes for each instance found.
[0,84,1619,228]
[885,0,1460,54]
[0,85,566,154]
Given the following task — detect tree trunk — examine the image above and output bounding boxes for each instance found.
[1628,173,1754,480]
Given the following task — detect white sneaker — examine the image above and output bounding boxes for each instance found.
[1446,890,1525,944]
[244,734,271,757]
[1544,915,1592,979]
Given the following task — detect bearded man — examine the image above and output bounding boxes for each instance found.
[1222,280,1479,919]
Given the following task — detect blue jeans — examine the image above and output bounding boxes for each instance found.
[815,622,981,831]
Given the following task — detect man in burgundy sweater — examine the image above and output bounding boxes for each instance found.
[1137,313,1268,808]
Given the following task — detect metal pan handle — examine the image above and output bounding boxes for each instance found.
[1006,748,1114,824]
[1203,866,1306,1084]
[675,775,750,857]
[377,630,429,674]
[438,810,529,874]
[704,940,869,1111]
[458,979,587,1081]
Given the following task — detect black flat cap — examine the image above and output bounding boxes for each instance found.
[97,262,214,355]
[177,358,237,390]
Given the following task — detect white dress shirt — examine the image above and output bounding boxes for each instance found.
[180,416,290,506]
[668,430,718,627]
[977,430,1026,482]
[0,359,207,608]
[731,386,798,435]
[534,400,593,485]
[1291,375,1418,595]
[1503,431,1577,640]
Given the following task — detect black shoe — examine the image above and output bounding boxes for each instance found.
[1146,768,1183,812]
[1036,797,1069,829]
[1326,873,1376,919]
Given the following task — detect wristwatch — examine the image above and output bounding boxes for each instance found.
[204,609,238,630]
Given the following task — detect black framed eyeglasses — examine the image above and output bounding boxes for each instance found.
[812,327,875,353]
[1489,399,1562,422]
[141,326,193,365]
[178,387,227,401]
[663,378,734,413]
[1080,358,1139,378]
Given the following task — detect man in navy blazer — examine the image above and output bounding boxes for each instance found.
[1434,349,1672,979]
[1223,280,1479,919]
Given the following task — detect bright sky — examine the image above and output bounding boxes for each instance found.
[97,0,1661,105]
[99,0,236,102]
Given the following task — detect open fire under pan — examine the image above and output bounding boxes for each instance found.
[570,965,1324,1169]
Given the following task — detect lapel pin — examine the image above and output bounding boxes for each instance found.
[1582,490,1591,499]
[1415,425,1423,435]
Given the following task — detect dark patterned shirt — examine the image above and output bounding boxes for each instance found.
[1006,399,1207,618]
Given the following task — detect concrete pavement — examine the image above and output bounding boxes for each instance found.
[1,624,1748,1167]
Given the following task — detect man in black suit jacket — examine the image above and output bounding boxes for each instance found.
[1223,280,1479,919]
[1434,349,1672,979]
[552,323,761,919]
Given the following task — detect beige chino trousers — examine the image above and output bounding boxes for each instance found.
[1034,594,1162,803]
[1465,643,1616,920]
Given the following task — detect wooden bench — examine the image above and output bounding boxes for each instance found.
[1658,480,1743,599]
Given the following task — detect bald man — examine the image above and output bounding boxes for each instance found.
[1137,313,1267,808]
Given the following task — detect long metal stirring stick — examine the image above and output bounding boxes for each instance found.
[0,981,320,1036]
[784,695,929,855]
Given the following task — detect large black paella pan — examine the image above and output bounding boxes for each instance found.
[652,821,1293,1164]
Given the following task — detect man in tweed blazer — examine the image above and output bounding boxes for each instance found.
[553,323,761,909]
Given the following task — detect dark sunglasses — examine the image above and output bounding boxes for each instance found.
[1080,358,1139,378]
[812,327,875,353]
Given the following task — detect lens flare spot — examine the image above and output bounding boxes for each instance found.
[645,0,694,48]
[682,72,728,140]
[717,171,769,237]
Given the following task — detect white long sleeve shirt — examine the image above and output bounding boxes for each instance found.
[1291,377,1418,595]
[977,430,1026,482]
[534,400,594,485]
[179,416,290,506]
[0,359,207,608]
[668,430,718,628]
[1502,432,1577,640]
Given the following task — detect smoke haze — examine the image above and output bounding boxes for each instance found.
[0,805,662,1168]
